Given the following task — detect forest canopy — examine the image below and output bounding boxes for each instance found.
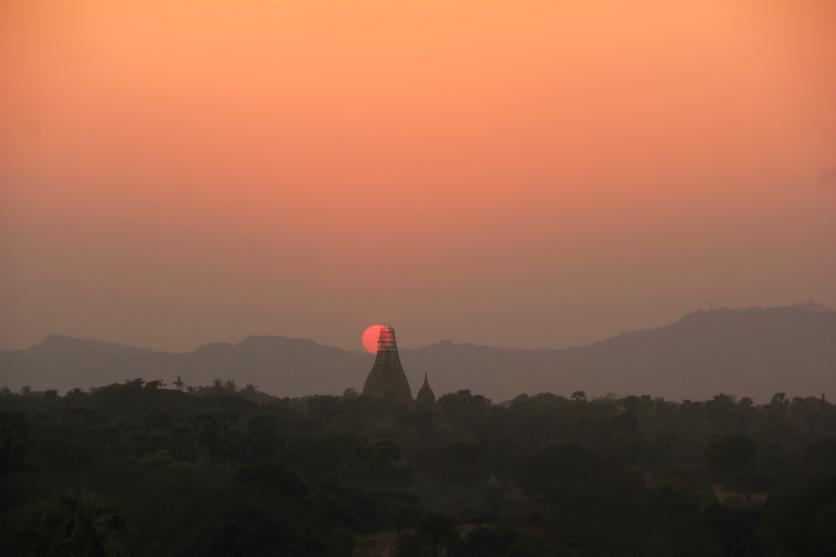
[2,380,836,556]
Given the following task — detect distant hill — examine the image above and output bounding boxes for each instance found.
[2,304,835,401]
[0,334,372,400]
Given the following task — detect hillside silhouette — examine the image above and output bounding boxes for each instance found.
[2,304,835,401]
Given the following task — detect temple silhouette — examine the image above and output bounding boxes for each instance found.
[362,326,414,402]
[415,372,436,408]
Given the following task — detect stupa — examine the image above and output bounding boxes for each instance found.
[362,326,412,402]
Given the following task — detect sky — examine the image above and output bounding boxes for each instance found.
[2,0,835,352]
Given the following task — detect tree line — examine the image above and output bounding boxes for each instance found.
[2,379,836,556]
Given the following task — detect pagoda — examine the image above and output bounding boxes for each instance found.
[362,326,412,402]
[415,372,436,407]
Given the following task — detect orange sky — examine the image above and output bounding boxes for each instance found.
[2,0,835,351]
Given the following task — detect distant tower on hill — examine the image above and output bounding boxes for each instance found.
[416,372,436,408]
[362,326,412,402]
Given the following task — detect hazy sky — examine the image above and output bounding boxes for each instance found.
[2,0,835,352]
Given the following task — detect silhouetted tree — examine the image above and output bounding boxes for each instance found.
[571,390,587,402]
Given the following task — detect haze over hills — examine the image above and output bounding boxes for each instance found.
[2,304,835,402]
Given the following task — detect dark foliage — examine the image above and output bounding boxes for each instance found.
[2,380,836,556]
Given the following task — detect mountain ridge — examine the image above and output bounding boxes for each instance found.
[2,304,835,401]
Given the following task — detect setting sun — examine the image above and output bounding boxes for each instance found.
[361,324,386,354]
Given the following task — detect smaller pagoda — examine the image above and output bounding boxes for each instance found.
[415,372,436,408]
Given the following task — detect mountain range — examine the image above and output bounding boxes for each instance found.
[2,304,835,402]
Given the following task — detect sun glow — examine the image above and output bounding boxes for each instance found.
[361,324,386,354]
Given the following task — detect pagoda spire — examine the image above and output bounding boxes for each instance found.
[416,371,436,407]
